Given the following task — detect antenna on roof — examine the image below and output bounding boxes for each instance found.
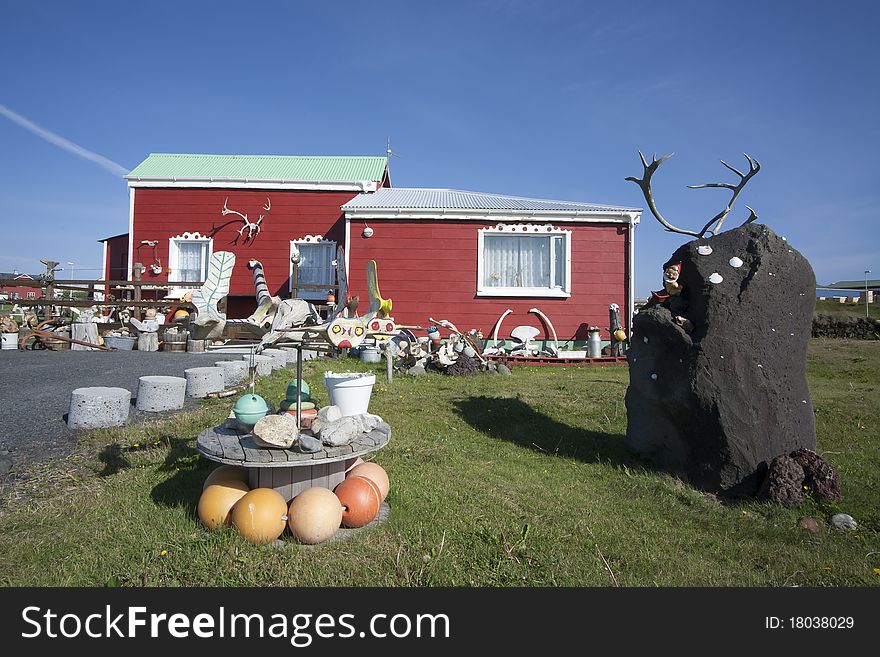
[386,136,401,159]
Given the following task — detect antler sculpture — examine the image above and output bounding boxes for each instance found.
[626,152,760,238]
[221,197,271,241]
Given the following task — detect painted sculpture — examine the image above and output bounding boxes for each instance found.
[189,250,236,340]
[624,151,819,496]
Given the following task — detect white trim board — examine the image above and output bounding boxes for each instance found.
[127,179,379,192]
[344,209,641,224]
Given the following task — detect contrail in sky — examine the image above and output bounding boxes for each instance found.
[0,103,129,177]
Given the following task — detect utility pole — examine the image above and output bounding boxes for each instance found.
[866,269,872,318]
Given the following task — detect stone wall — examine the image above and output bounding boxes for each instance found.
[812,315,880,339]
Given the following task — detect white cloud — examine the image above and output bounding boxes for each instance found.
[0,103,128,177]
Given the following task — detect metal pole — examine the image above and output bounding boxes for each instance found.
[296,344,303,427]
[866,270,872,318]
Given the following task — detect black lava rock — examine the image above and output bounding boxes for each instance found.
[759,455,806,507]
[446,355,479,376]
[625,224,817,495]
[790,448,842,502]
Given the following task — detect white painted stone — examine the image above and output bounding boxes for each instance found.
[708,273,724,284]
[252,413,299,449]
[320,416,360,447]
[729,256,743,268]
[316,405,343,424]
[697,245,713,256]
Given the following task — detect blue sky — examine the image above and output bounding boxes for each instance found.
[1,0,877,295]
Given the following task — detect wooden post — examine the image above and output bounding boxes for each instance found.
[386,344,393,387]
[45,282,55,320]
[138,332,159,352]
[132,263,144,321]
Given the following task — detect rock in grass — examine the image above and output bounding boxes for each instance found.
[252,413,299,449]
[797,516,821,532]
[0,457,11,476]
[790,448,841,502]
[759,455,805,508]
[830,513,857,530]
[497,364,512,375]
[408,364,426,376]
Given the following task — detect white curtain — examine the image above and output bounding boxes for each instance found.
[297,242,335,298]
[484,235,551,288]
[177,242,206,282]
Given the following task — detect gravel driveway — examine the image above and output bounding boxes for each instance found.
[0,349,248,480]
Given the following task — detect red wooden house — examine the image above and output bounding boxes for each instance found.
[114,153,641,343]
[0,272,40,301]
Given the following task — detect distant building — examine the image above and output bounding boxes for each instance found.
[0,272,41,301]
[816,279,879,303]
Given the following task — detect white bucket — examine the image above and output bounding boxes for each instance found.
[1,332,19,350]
[324,372,376,416]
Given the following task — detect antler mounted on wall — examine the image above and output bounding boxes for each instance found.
[221,197,271,241]
[626,152,760,238]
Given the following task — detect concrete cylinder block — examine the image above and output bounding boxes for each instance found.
[68,386,131,430]
[241,354,273,377]
[136,375,187,412]
[278,347,299,364]
[184,367,225,398]
[215,360,249,387]
[260,348,288,370]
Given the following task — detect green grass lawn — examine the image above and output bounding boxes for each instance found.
[815,299,880,319]
[1,339,877,587]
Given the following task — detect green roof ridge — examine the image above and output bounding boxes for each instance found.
[127,153,388,183]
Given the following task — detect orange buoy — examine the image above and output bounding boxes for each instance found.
[287,487,344,544]
[231,488,288,545]
[334,476,381,528]
[203,465,249,490]
[349,462,390,502]
[198,481,250,530]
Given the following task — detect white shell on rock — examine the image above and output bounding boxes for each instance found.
[650,373,657,380]
[729,256,743,268]
[697,245,713,256]
[708,273,724,284]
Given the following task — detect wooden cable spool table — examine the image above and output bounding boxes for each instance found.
[197,417,391,500]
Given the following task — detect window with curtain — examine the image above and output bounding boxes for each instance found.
[478,227,570,297]
[168,236,211,284]
[291,241,336,300]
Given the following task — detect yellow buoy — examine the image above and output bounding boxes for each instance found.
[203,465,249,490]
[231,488,288,545]
[287,487,344,545]
[198,481,250,530]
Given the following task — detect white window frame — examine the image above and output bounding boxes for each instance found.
[290,235,337,301]
[167,232,213,295]
[477,223,572,298]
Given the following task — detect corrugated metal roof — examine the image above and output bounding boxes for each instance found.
[825,279,880,289]
[126,154,388,182]
[343,187,640,213]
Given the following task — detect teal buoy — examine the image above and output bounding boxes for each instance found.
[233,393,269,429]
[285,379,311,402]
